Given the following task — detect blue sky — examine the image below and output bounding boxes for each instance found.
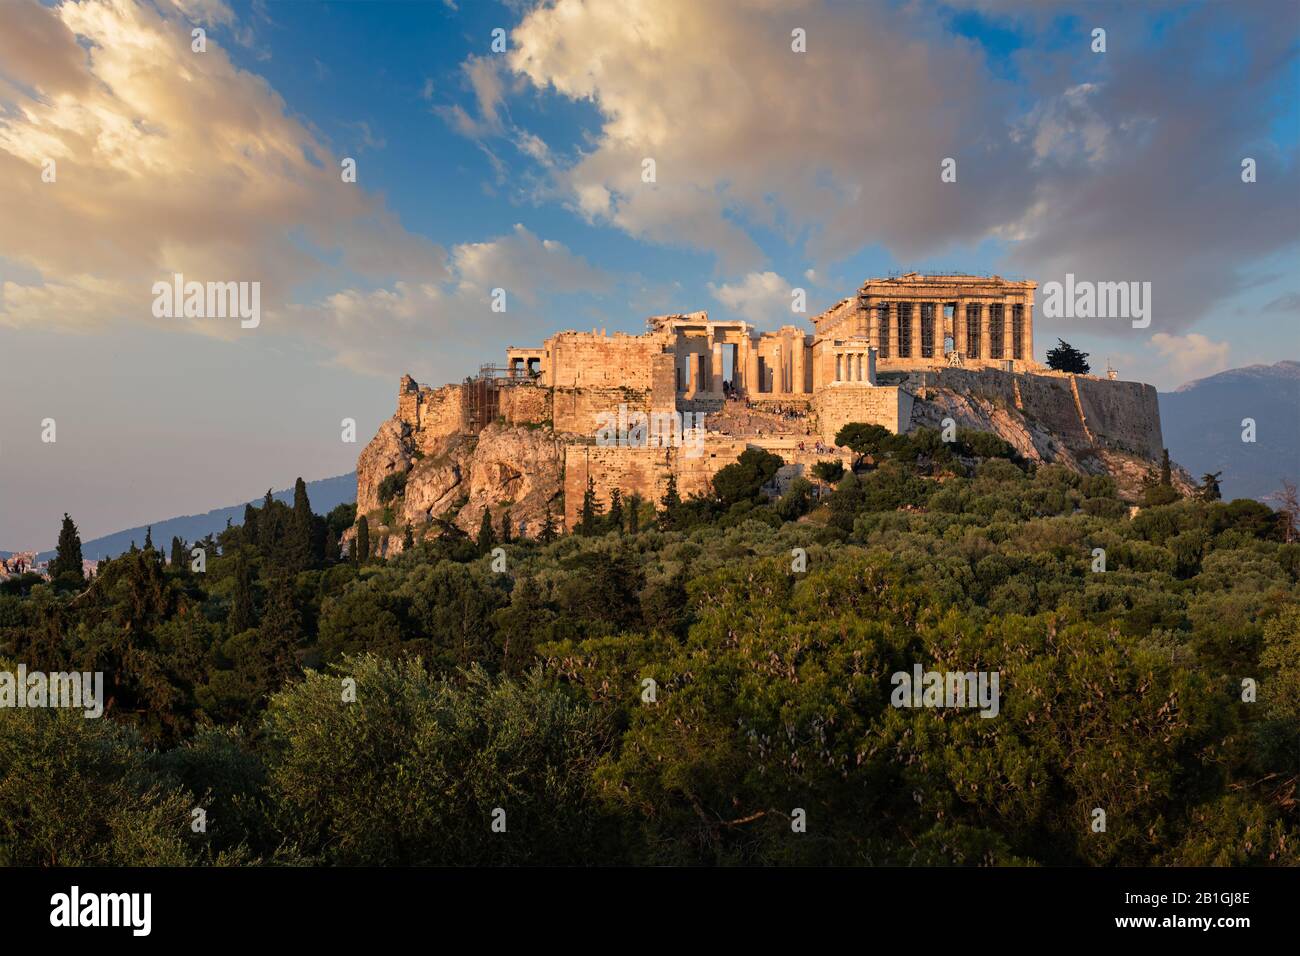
[0,0,1296,548]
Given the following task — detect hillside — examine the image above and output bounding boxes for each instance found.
[34,473,357,562]
[1160,361,1300,502]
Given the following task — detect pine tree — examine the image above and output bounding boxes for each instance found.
[1045,338,1091,374]
[499,510,513,544]
[170,536,185,568]
[540,505,557,544]
[144,526,154,550]
[1199,471,1223,501]
[324,526,341,563]
[228,554,256,633]
[1160,448,1172,486]
[50,513,85,586]
[403,524,415,551]
[477,509,497,555]
[354,516,370,565]
[608,489,624,534]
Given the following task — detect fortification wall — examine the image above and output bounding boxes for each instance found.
[397,377,467,455]
[563,442,746,527]
[547,332,665,390]
[1075,376,1163,457]
[907,368,1163,455]
[813,386,912,443]
[499,381,551,426]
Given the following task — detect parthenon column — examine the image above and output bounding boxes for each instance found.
[1023,304,1034,365]
[911,305,923,362]
[1003,310,1015,363]
[979,303,991,361]
[955,301,967,357]
[773,343,785,395]
[792,337,806,393]
[711,341,724,394]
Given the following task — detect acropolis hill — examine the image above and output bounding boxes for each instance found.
[355,273,1176,552]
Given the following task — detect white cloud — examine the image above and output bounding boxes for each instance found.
[709,271,794,328]
[1149,332,1232,386]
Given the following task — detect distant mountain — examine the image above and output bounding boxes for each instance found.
[1160,361,1300,502]
[35,473,357,562]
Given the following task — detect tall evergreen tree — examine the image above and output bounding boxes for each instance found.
[354,516,371,565]
[477,509,497,555]
[243,503,259,544]
[50,513,85,586]
[608,489,624,534]
[499,510,513,544]
[540,505,558,544]
[1160,448,1172,487]
[659,474,682,530]
[144,526,154,550]
[627,493,643,535]
[324,526,341,563]
[170,536,185,568]
[228,554,256,633]
[1199,471,1223,501]
[288,477,314,572]
[403,524,415,551]
[579,477,601,536]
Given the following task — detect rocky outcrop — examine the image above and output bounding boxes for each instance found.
[353,378,565,555]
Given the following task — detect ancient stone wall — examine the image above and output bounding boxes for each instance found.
[813,386,912,443]
[396,377,468,455]
[563,442,745,527]
[498,381,551,426]
[908,368,1163,456]
[546,331,665,390]
[1074,375,1163,457]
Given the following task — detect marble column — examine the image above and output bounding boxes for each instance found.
[792,336,806,393]
[745,339,760,396]
[711,341,724,394]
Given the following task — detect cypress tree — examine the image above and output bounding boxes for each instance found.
[170,536,185,568]
[288,477,314,572]
[243,503,258,544]
[477,509,497,555]
[324,526,341,563]
[609,488,624,534]
[627,493,643,535]
[580,477,601,536]
[355,516,370,565]
[499,510,513,544]
[51,513,85,586]
[228,554,256,633]
[540,505,557,544]
[403,524,415,551]
[144,526,154,550]
[659,474,682,529]
[1160,448,1172,487]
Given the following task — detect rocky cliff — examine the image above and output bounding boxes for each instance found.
[354,368,1191,555]
[353,375,563,556]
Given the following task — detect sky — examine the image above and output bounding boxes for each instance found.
[1,0,1297,549]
